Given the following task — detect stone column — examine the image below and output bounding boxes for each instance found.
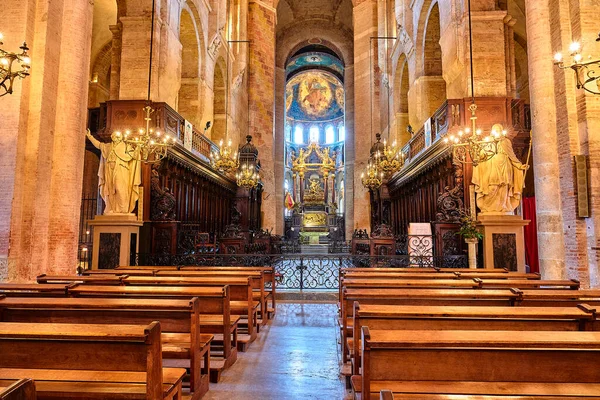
[353,0,378,231]
[109,24,122,100]
[0,0,93,281]
[247,0,276,231]
[273,66,286,235]
[524,0,566,279]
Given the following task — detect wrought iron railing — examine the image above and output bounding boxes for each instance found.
[135,253,468,290]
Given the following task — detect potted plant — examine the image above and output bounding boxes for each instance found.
[456,209,482,269]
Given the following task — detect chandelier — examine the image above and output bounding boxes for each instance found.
[0,33,30,97]
[553,33,600,95]
[117,105,176,163]
[211,139,239,174]
[379,137,403,175]
[361,159,383,191]
[444,103,506,166]
[236,162,260,189]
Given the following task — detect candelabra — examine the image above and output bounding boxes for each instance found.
[361,160,383,191]
[0,32,30,97]
[443,103,506,166]
[379,138,404,175]
[553,34,600,95]
[211,139,239,174]
[117,105,176,163]
[236,162,260,189]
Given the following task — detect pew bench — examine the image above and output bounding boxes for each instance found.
[355,328,600,400]
[339,288,520,365]
[515,289,600,307]
[36,274,125,285]
[0,296,212,398]
[476,278,580,290]
[0,284,72,297]
[66,284,238,382]
[350,303,598,375]
[0,378,36,400]
[378,382,600,399]
[0,322,186,400]
[121,276,259,349]
[84,269,156,276]
[153,270,268,324]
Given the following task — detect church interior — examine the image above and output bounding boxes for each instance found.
[1,0,600,398]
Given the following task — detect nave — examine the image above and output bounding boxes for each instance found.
[204,302,345,400]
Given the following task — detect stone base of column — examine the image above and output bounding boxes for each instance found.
[477,214,530,272]
[88,214,143,270]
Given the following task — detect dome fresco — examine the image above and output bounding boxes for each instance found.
[286,52,344,81]
[285,70,344,122]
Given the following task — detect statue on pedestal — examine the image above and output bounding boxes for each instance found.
[86,130,142,215]
[471,136,528,214]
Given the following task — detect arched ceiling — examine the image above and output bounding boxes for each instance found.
[276,0,353,66]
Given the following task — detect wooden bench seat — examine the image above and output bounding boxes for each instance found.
[84,269,156,276]
[121,276,258,347]
[339,288,519,363]
[0,378,36,400]
[66,284,238,380]
[515,289,600,307]
[0,284,72,296]
[356,328,600,400]
[0,321,185,400]
[36,274,125,285]
[476,278,580,290]
[350,303,597,374]
[0,295,212,398]
[377,381,600,399]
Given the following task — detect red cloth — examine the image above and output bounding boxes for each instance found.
[522,197,540,273]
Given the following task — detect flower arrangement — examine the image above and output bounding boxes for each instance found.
[456,209,483,240]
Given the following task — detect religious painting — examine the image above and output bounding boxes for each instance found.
[303,212,327,227]
[285,71,344,122]
[285,52,344,78]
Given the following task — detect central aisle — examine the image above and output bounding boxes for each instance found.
[204,302,347,399]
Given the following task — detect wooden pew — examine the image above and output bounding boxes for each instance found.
[476,278,580,290]
[0,378,36,400]
[121,276,258,349]
[515,289,600,307]
[0,295,212,397]
[153,270,268,324]
[339,288,520,364]
[342,278,482,290]
[66,284,238,381]
[84,269,156,276]
[36,274,125,285]
[180,266,277,317]
[0,321,185,400]
[0,284,72,297]
[351,303,597,375]
[379,383,600,399]
[357,328,600,400]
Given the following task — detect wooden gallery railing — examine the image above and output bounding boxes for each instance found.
[88,100,238,256]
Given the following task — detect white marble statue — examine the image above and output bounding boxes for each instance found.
[86,130,142,215]
[471,136,528,214]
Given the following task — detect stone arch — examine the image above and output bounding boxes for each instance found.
[178,2,204,126]
[413,0,447,126]
[393,55,410,146]
[212,56,227,144]
[91,40,113,89]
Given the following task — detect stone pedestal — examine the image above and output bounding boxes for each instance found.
[478,214,530,272]
[88,214,143,270]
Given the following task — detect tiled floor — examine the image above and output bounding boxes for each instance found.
[204,301,348,400]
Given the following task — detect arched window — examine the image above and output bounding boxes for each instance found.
[309,125,320,143]
[285,125,292,142]
[325,125,335,144]
[338,124,345,142]
[294,125,304,144]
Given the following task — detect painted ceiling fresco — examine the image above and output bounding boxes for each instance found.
[286,71,344,122]
[286,52,344,81]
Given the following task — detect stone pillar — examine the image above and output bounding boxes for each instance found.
[353,0,378,231]
[0,0,93,281]
[247,0,276,231]
[109,24,122,100]
[524,0,566,280]
[273,66,286,235]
